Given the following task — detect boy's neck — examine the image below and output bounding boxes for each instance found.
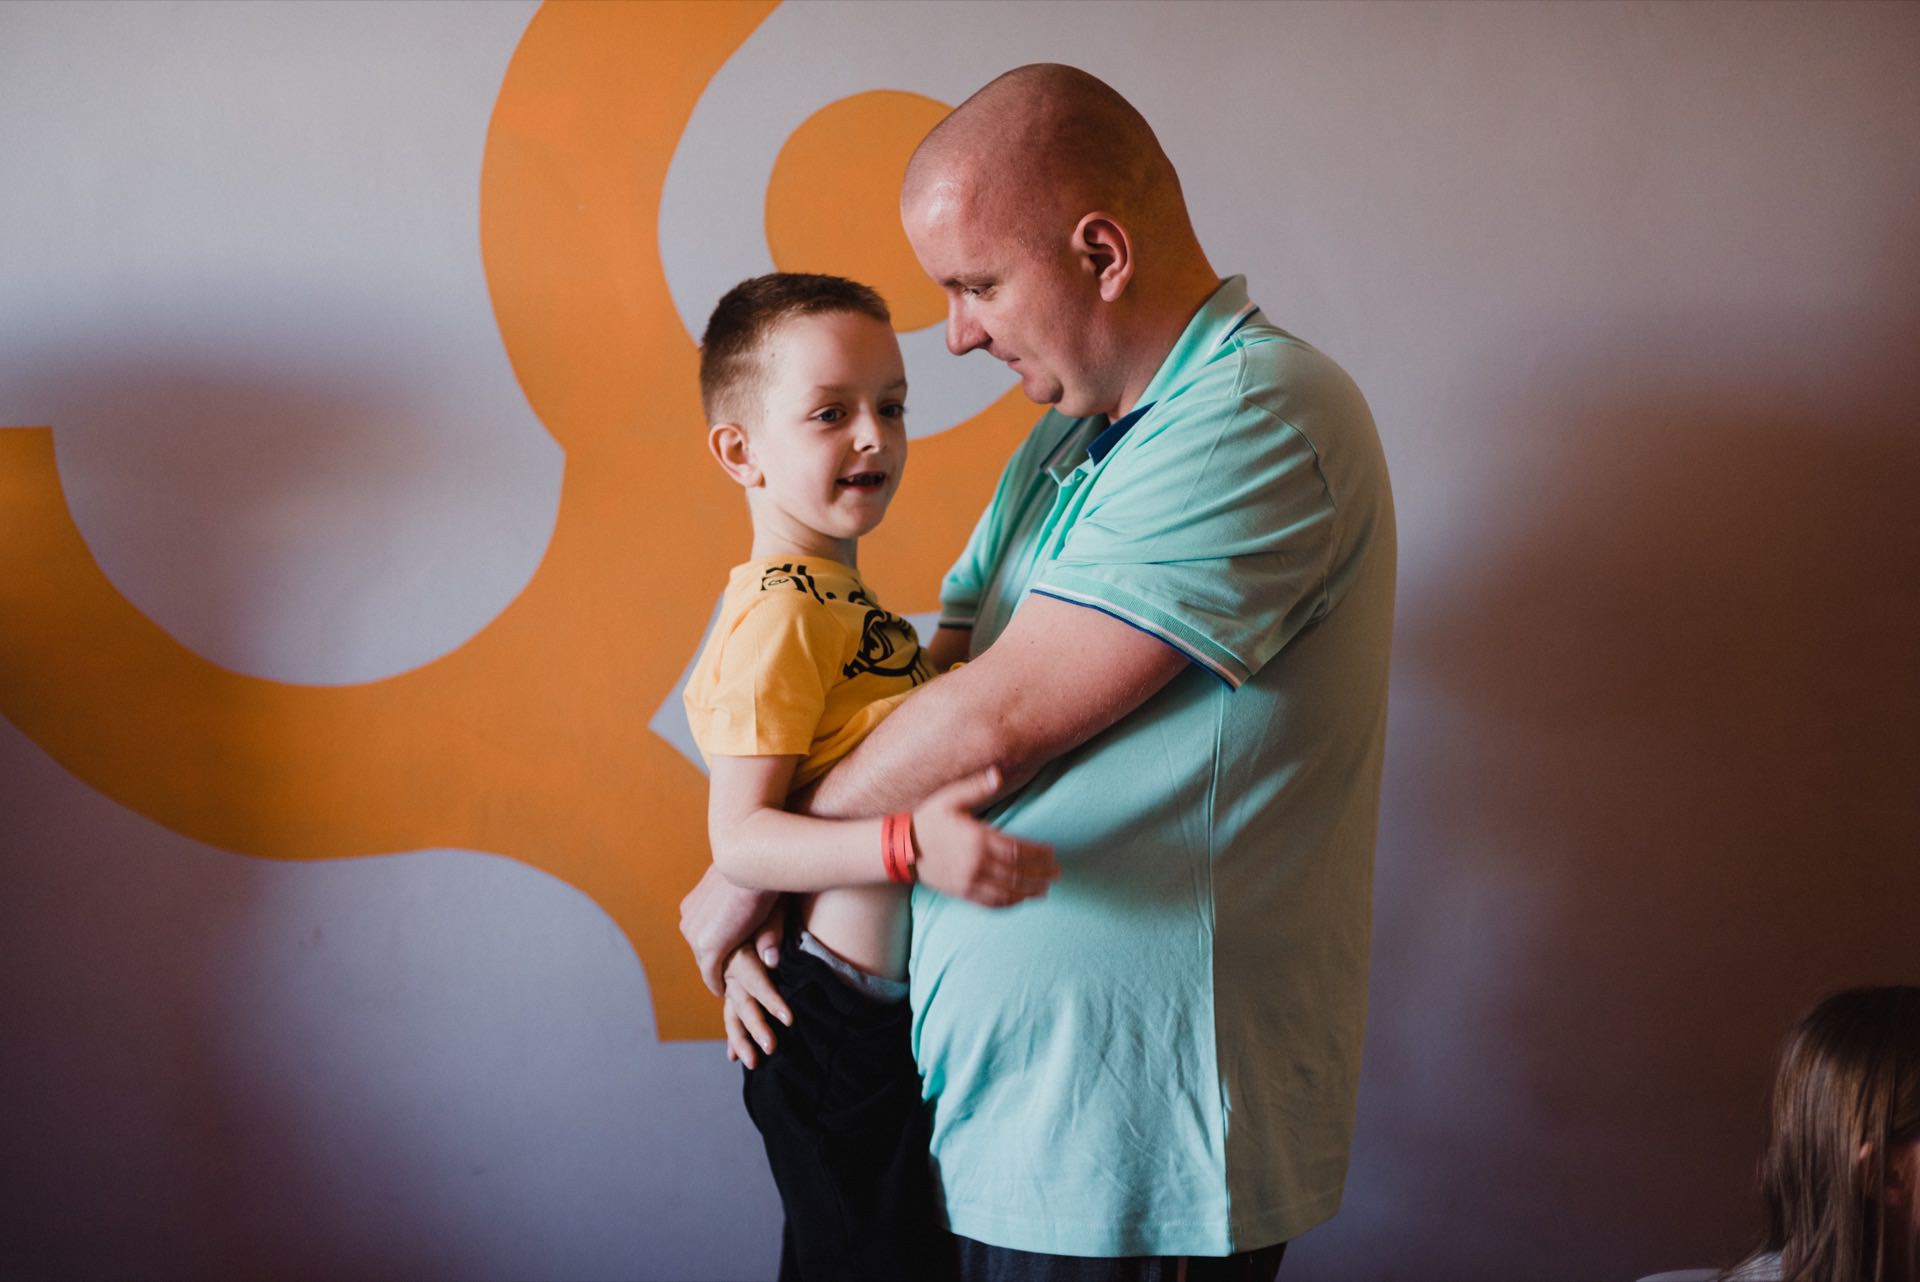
[750,527,858,570]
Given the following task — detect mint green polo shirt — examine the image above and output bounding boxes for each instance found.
[913,276,1396,1257]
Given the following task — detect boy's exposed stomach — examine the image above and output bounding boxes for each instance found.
[799,883,911,981]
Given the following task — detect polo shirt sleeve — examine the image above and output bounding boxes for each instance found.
[938,500,999,631]
[1030,394,1336,689]
[683,593,842,757]
[939,412,1066,631]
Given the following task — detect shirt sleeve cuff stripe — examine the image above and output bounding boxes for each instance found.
[1027,587,1240,689]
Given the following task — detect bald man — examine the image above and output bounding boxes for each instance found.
[683,64,1395,1281]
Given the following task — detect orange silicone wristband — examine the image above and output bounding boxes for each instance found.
[882,812,917,884]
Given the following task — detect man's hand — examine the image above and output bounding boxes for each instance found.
[679,866,783,995]
[925,623,971,673]
[912,767,1059,907]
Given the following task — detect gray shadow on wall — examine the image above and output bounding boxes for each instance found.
[0,739,449,1282]
[1292,308,1920,1282]
[2,358,461,1280]
[5,337,553,685]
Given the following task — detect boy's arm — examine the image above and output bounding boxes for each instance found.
[706,754,886,892]
[707,754,1059,899]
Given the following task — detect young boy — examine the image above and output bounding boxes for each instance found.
[682,273,1057,1281]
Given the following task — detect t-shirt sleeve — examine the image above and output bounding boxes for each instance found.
[1030,393,1337,689]
[683,593,844,757]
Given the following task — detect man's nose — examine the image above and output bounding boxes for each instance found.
[946,302,985,356]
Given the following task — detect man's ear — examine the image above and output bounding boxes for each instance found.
[708,422,761,487]
[1073,212,1134,302]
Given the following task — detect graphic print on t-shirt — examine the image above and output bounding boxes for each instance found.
[842,585,928,685]
[759,562,928,686]
[760,561,831,603]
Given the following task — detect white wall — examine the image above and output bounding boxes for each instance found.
[3,2,1916,1279]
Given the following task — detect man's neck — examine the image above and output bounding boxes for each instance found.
[1110,273,1221,420]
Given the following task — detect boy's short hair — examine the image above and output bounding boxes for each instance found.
[699,273,892,425]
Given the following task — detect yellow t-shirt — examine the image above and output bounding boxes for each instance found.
[682,557,932,790]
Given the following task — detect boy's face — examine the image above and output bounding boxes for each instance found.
[733,310,908,558]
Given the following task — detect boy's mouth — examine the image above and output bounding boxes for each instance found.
[836,471,888,489]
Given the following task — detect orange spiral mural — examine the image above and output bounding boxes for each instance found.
[0,0,1031,1040]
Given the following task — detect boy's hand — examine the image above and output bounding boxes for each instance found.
[722,943,792,1069]
[911,767,1058,908]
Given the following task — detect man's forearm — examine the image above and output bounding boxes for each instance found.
[800,663,1020,820]
[801,595,1189,821]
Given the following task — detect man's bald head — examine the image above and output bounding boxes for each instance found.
[903,63,1194,250]
[900,65,1219,420]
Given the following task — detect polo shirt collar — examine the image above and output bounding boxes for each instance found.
[1041,276,1261,482]
[1134,274,1260,413]
[1086,399,1155,464]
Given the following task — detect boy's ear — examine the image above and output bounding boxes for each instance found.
[1074,211,1134,303]
[707,422,761,487]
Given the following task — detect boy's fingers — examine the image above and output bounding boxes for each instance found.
[986,828,1028,872]
[732,988,779,1054]
[969,878,1013,909]
[1017,839,1059,879]
[726,946,791,1026]
[1012,859,1054,902]
[723,1003,759,1069]
[743,974,792,1027]
[986,828,1053,867]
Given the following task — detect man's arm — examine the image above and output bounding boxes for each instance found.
[681,597,1187,986]
[924,623,971,673]
[801,593,1190,820]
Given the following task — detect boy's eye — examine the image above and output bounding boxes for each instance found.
[880,403,906,419]
[813,407,845,423]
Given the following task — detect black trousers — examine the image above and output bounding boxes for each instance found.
[741,930,952,1282]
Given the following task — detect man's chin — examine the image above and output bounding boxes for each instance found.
[1020,375,1074,411]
